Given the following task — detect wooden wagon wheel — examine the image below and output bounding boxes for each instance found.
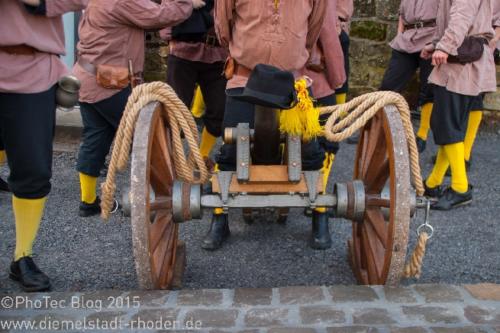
[130,102,184,290]
[349,105,412,285]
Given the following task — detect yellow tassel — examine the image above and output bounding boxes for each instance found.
[279,79,322,141]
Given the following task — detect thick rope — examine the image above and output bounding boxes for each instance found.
[403,232,429,279]
[100,82,209,219]
[319,90,425,197]
[319,91,427,279]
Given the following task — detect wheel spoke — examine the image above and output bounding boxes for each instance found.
[365,208,388,248]
[364,157,389,193]
[158,225,177,288]
[149,212,172,252]
[361,115,383,178]
[154,118,175,184]
[362,224,384,283]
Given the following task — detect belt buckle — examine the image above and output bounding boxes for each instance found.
[415,21,424,29]
[206,35,217,47]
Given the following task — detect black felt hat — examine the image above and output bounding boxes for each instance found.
[227,64,297,109]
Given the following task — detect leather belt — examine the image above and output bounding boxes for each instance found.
[0,45,38,55]
[234,62,252,78]
[404,20,436,31]
[77,58,97,75]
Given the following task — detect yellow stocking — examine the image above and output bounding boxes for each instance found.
[13,196,47,260]
[191,86,205,119]
[425,146,449,189]
[335,93,347,105]
[443,142,468,193]
[464,110,482,162]
[79,172,97,204]
[200,127,217,158]
[315,153,335,213]
[416,103,433,140]
[0,150,6,165]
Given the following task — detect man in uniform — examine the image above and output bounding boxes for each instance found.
[379,0,439,153]
[204,0,326,250]
[160,2,228,166]
[421,0,496,210]
[0,0,88,291]
[74,0,200,217]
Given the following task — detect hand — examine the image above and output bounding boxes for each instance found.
[489,38,499,51]
[19,0,41,5]
[191,0,206,9]
[420,44,435,60]
[432,50,449,66]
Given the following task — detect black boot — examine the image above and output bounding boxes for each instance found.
[0,176,10,192]
[201,214,230,250]
[310,211,332,250]
[424,183,444,200]
[79,197,118,217]
[432,186,472,211]
[416,137,426,153]
[10,257,51,292]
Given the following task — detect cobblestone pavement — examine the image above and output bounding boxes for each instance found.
[1,284,499,332]
[0,130,499,292]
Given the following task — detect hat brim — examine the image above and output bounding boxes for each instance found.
[227,86,297,110]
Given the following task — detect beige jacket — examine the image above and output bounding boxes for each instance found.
[429,0,496,96]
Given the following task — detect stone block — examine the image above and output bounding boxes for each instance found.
[279,286,324,305]
[484,91,500,112]
[352,308,396,325]
[354,0,376,17]
[384,287,418,303]
[299,305,346,325]
[376,0,400,20]
[430,328,490,333]
[267,329,317,333]
[463,305,500,324]
[402,305,462,324]
[329,285,379,302]
[413,284,463,303]
[327,327,379,333]
[464,284,500,301]
[184,309,238,329]
[350,20,388,42]
[389,328,428,333]
[234,288,272,307]
[244,308,288,327]
[177,289,223,306]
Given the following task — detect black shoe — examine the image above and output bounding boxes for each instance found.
[431,187,472,211]
[79,197,119,217]
[346,132,359,145]
[0,176,10,192]
[416,137,426,153]
[10,257,51,292]
[310,211,332,250]
[424,183,444,200]
[201,214,230,250]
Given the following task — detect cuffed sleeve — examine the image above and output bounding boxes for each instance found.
[114,0,193,31]
[214,0,233,48]
[435,0,481,55]
[306,0,327,53]
[44,0,88,17]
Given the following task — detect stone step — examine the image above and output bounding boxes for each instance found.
[1,284,499,331]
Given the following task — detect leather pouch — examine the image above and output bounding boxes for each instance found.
[448,36,488,64]
[223,57,235,80]
[96,64,130,89]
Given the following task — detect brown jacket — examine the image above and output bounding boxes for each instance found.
[304,0,346,99]
[0,0,88,93]
[429,0,496,96]
[215,0,326,89]
[73,0,192,103]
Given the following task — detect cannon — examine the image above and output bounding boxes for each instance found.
[124,99,423,289]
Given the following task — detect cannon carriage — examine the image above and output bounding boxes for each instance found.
[121,92,426,289]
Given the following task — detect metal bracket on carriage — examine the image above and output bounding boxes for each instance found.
[304,171,320,209]
[235,123,251,182]
[414,197,434,239]
[216,171,233,213]
[287,135,302,182]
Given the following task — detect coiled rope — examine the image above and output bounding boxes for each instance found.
[101,84,428,279]
[100,82,209,220]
